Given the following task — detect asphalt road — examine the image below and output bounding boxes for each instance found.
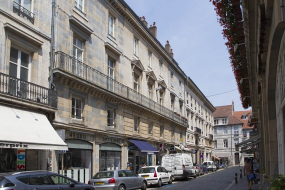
[148,166,243,190]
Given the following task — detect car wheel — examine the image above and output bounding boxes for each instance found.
[168,177,173,184]
[141,181,147,190]
[118,184,126,190]
[157,179,162,187]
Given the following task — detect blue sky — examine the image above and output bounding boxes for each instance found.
[124,0,250,111]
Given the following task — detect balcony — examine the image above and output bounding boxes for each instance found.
[0,72,57,108]
[54,52,188,127]
[13,1,35,24]
[194,127,201,135]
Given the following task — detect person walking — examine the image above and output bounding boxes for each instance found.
[244,159,253,190]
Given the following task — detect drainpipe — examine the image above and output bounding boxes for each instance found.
[49,0,56,89]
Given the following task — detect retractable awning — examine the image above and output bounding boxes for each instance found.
[235,134,261,153]
[129,139,158,155]
[0,105,68,150]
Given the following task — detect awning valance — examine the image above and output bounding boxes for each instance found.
[129,139,158,155]
[0,105,68,150]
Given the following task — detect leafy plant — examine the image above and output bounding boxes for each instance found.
[269,175,285,190]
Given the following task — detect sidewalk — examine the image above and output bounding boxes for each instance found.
[229,175,259,190]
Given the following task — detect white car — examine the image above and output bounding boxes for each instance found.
[138,166,172,187]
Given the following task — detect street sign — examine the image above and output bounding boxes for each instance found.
[169,145,175,151]
[200,154,203,158]
[62,150,66,154]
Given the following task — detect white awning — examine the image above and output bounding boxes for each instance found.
[0,105,68,150]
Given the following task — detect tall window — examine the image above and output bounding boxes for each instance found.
[159,61,162,75]
[148,83,152,99]
[170,72,173,86]
[223,127,228,134]
[179,80,182,93]
[180,132,183,142]
[134,117,139,132]
[133,38,138,56]
[108,59,115,91]
[75,0,84,12]
[9,47,29,81]
[234,127,239,136]
[133,75,139,92]
[73,36,84,76]
[72,97,82,119]
[214,141,217,148]
[214,128,217,135]
[171,127,175,138]
[148,51,152,67]
[108,15,115,37]
[223,139,228,148]
[107,110,115,127]
[171,97,174,111]
[159,91,163,105]
[160,126,164,137]
[180,104,183,115]
[148,122,153,135]
[186,93,189,105]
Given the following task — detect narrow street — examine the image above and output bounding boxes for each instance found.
[148,166,242,190]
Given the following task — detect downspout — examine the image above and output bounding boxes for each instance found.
[49,0,56,89]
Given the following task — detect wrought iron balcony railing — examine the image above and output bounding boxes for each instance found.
[13,1,35,24]
[54,52,188,127]
[0,72,57,108]
[194,127,201,135]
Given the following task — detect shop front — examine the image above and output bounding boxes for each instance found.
[128,139,158,173]
[0,105,68,173]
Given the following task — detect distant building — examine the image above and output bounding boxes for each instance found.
[213,102,253,166]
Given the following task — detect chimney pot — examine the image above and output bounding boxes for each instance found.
[165,41,171,53]
[150,25,153,27]
[149,21,157,38]
[142,16,148,27]
[142,16,145,21]
[153,22,156,26]
[170,49,174,58]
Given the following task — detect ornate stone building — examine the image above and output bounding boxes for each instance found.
[0,0,215,182]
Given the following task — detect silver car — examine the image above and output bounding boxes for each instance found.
[0,171,95,190]
[90,170,147,190]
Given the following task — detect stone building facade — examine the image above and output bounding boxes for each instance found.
[0,0,215,182]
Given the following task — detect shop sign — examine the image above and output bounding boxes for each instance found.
[169,145,175,151]
[69,132,87,140]
[17,149,25,170]
[103,136,122,144]
[0,142,28,148]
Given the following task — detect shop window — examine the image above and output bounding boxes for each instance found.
[99,151,121,171]
[148,122,153,135]
[72,97,82,119]
[0,149,19,172]
[107,110,115,127]
[134,117,139,132]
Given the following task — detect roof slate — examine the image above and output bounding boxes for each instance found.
[214,105,232,118]
[233,110,254,129]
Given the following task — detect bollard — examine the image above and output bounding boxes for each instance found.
[235,173,238,184]
[240,169,242,178]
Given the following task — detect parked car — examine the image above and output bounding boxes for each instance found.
[0,170,95,190]
[195,164,207,175]
[90,170,147,190]
[137,166,172,187]
[203,161,217,172]
[162,153,196,180]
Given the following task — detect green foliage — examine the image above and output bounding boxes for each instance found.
[269,175,285,190]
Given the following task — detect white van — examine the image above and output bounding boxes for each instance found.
[161,153,196,180]
[203,161,217,172]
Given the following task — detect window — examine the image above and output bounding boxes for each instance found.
[171,97,174,111]
[29,174,52,185]
[108,59,115,91]
[223,140,228,148]
[107,110,115,127]
[72,97,82,119]
[186,93,189,105]
[9,47,30,81]
[243,131,247,137]
[159,91,163,105]
[222,118,227,124]
[241,114,248,119]
[133,75,139,92]
[234,127,239,136]
[170,72,173,86]
[49,175,73,185]
[148,51,152,67]
[214,141,217,148]
[159,61,162,75]
[179,80,181,93]
[171,127,175,138]
[75,0,84,12]
[134,38,138,56]
[234,138,239,145]
[214,119,218,125]
[134,117,139,132]
[148,83,152,99]
[73,36,84,76]
[223,127,228,134]
[214,128,217,135]
[180,104,183,115]
[108,15,115,37]
[148,122,153,135]
[180,132,183,142]
[160,126,164,137]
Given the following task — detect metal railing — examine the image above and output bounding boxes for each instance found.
[0,72,57,108]
[54,51,188,127]
[13,1,35,24]
[194,127,201,135]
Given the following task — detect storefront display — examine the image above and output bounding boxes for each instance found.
[99,143,121,171]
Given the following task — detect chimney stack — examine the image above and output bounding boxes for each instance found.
[149,22,157,38]
[141,16,148,27]
[165,40,171,53]
[170,49,174,58]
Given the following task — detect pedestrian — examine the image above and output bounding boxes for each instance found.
[244,159,253,190]
[141,162,146,168]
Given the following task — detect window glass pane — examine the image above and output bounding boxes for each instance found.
[9,63,18,78]
[77,49,83,61]
[23,0,31,11]
[10,48,18,64]
[93,172,114,179]
[118,171,126,177]
[16,176,29,184]
[76,108,81,118]
[50,175,71,185]
[76,99,81,109]
[29,175,51,185]
[21,52,29,68]
[20,67,28,81]
[125,170,136,177]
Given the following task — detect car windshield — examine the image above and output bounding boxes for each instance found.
[138,167,155,174]
[93,172,114,179]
